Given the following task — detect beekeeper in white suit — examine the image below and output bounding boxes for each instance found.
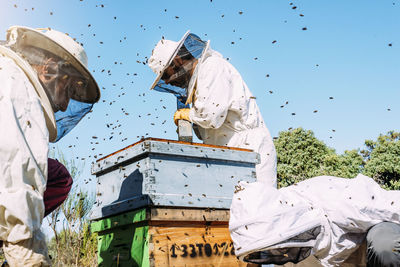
[148,31,277,187]
[230,174,400,266]
[0,26,100,266]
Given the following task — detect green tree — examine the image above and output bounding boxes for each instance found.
[274,128,363,188]
[323,149,364,178]
[361,131,400,190]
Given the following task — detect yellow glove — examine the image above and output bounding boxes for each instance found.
[173,108,191,125]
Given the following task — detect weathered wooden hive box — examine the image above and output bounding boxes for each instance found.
[91,138,258,220]
[91,207,248,267]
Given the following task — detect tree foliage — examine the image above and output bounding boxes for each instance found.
[274,128,398,189]
[274,128,363,187]
[361,131,400,190]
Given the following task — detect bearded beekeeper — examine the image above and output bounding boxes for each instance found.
[148,31,277,187]
[0,26,100,266]
[229,174,400,266]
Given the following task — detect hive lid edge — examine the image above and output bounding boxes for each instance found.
[94,137,254,164]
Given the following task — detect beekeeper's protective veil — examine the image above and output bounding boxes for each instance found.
[148,31,209,105]
[6,26,100,142]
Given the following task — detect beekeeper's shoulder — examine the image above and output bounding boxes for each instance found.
[0,46,27,81]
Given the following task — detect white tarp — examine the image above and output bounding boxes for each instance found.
[229,174,400,266]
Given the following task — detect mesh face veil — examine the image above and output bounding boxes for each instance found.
[4,26,100,142]
[13,45,94,141]
[151,33,208,105]
[241,226,321,265]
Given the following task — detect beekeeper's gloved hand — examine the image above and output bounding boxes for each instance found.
[174,108,191,125]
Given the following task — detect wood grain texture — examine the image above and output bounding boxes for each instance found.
[148,225,247,267]
[149,207,230,222]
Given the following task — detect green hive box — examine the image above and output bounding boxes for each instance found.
[91,207,247,267]
[91,209,149,266]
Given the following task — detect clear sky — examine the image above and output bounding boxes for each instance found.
[1,0,399,188]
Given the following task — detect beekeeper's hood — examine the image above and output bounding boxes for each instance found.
[148,31,209,105]
[5,26,100,142]
[229,181,325,265]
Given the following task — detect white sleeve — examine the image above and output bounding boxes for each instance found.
[189,58,233,129]
[0,56,48,243]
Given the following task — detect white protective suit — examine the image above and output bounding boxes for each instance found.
[188,49,277,186]
[229,174,400,266]
[148,32,277,186]
[0,26,99,266]
[0,46,50,265]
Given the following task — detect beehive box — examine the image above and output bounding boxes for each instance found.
[91,138,258,219]
[90,207,247,267]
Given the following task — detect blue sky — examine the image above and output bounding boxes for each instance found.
[1,0,399,186]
